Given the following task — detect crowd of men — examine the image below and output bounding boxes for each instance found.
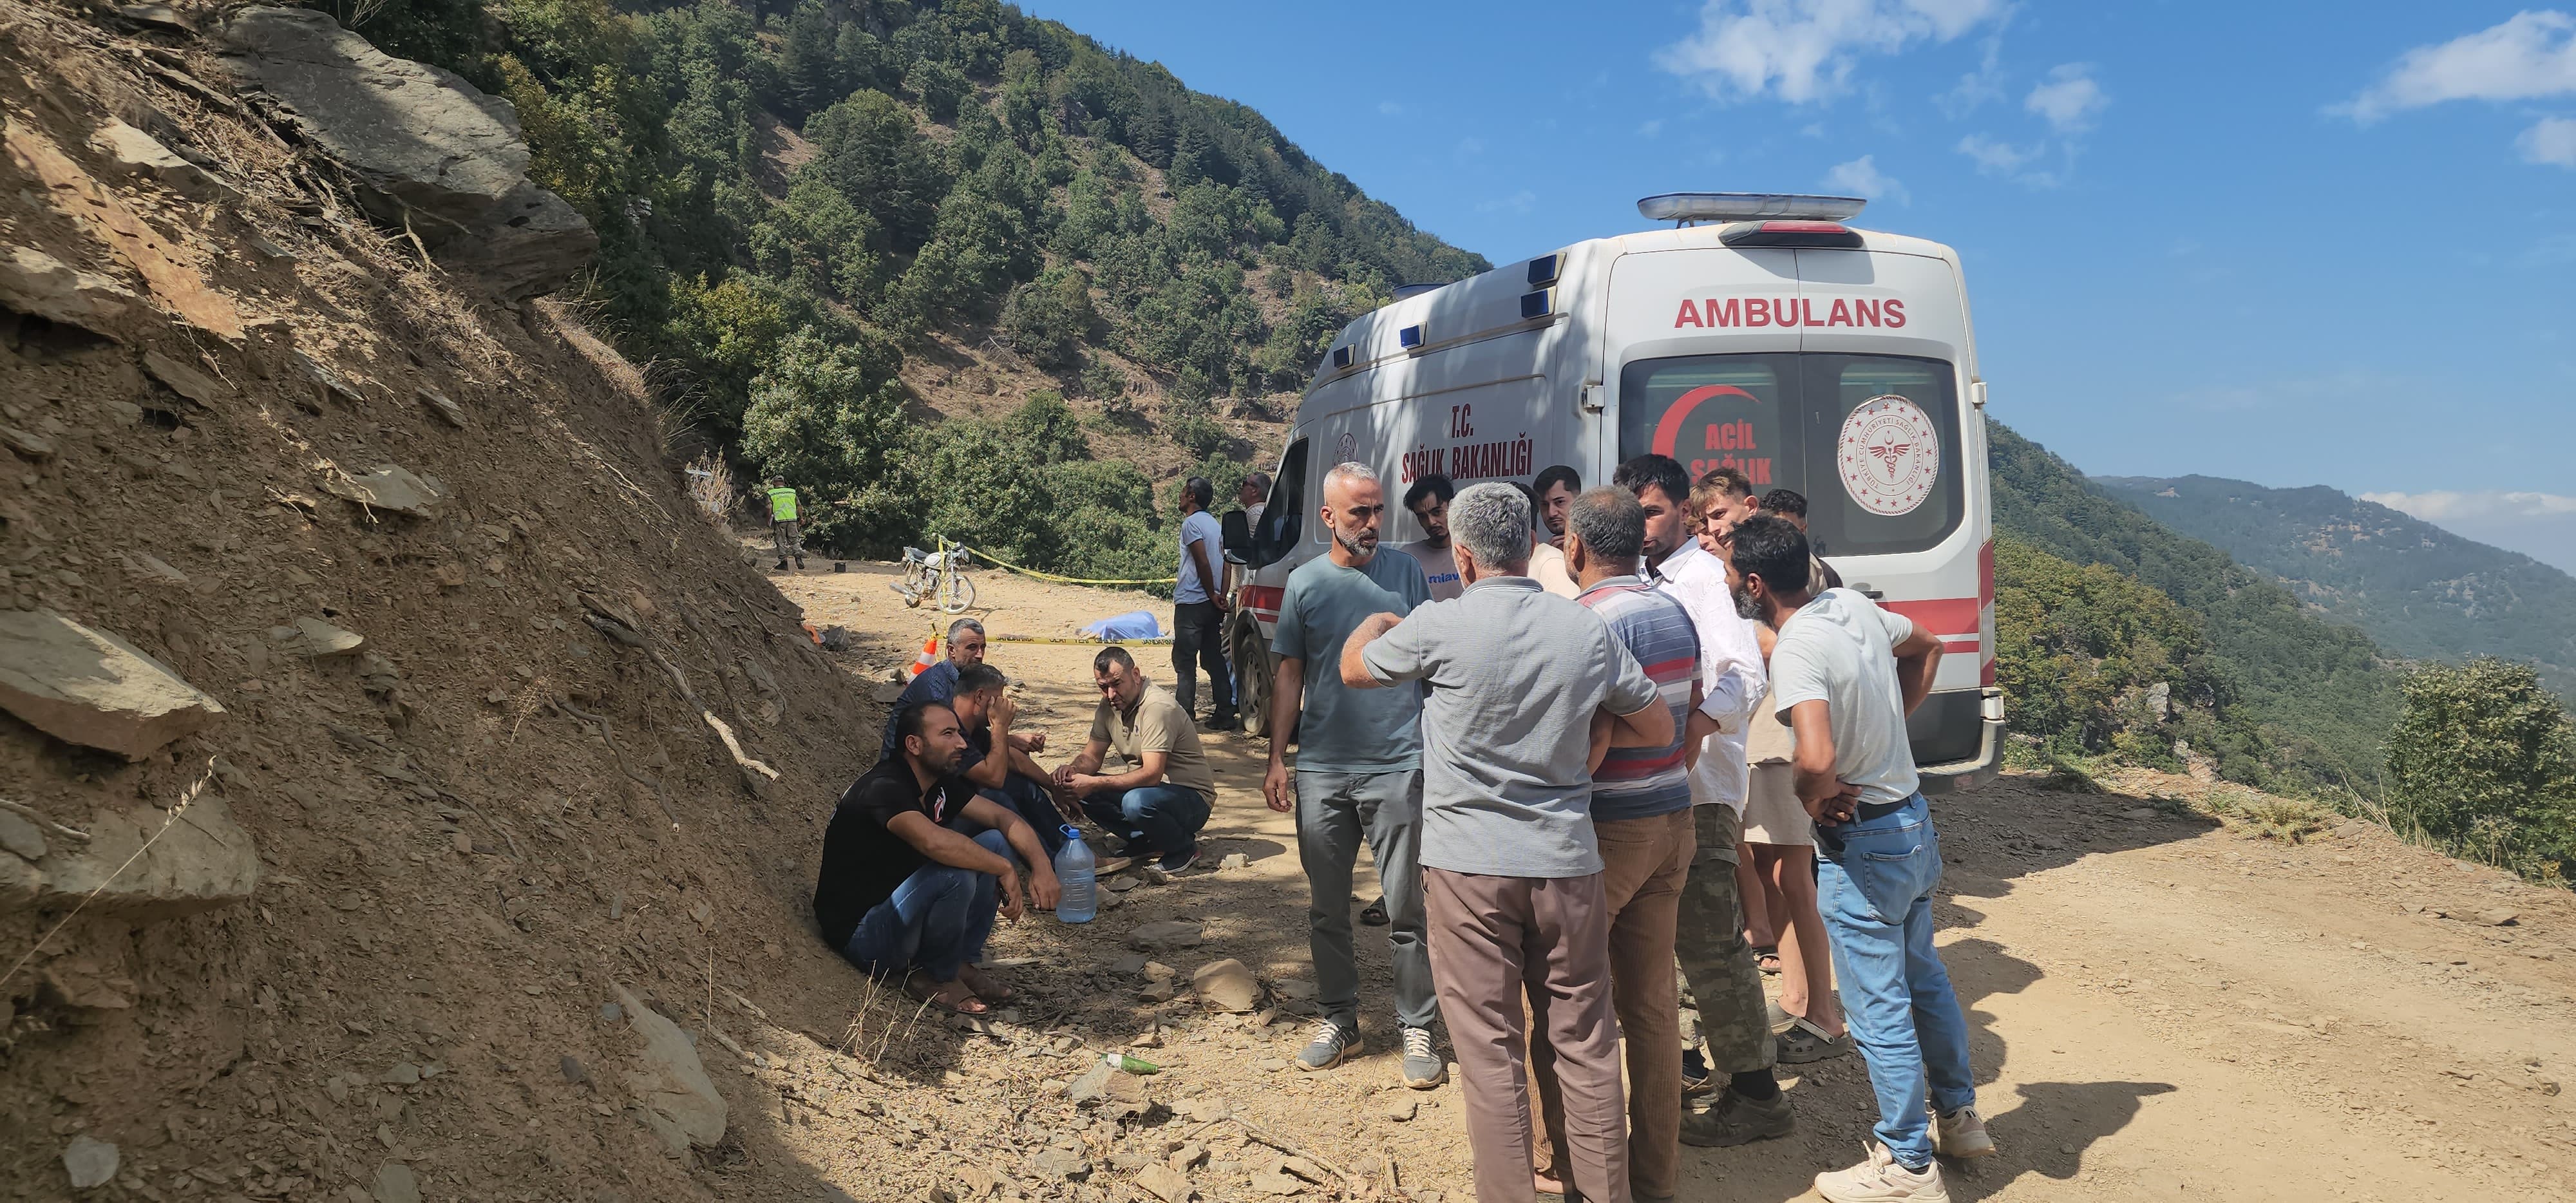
[810,453,1991,1203]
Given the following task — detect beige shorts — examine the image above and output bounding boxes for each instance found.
[1741,763,1812,846]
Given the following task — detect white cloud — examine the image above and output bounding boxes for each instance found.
[1656,0,2009,104]
[1956,133,2041,173]
[1935,33,2007,118]
[2362,489,2576,522]
[2025,63,2108,133]
[2362,489,2576,573]
[2521,115,2576,166]
[1823,154,1908,202]
[2342,10,2576,122]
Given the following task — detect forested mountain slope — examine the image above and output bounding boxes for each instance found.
[1988,421,2403,796]
[2096,475,2576,701]
[352,0,1484,573]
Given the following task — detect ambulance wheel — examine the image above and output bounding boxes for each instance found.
[1231,621,1272,739]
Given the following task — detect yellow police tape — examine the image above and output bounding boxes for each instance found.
[990,635,1172,646]
[948,540,1177,588]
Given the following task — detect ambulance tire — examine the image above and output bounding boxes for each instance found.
[1230,620,1272,739]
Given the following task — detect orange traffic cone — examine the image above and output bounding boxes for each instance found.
[906,632,940,679]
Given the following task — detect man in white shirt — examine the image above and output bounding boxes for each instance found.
[1731,514,1991,1202]
[1399,474,1464,602]
[1615,454,1790,1150]
[1171,477,1236,730]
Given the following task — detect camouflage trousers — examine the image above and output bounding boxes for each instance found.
[1675,803,1777,1075]
[770,519,804,562]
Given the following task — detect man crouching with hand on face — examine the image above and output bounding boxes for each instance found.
[813,701,1060,1016]
[1727,515,1994,1203]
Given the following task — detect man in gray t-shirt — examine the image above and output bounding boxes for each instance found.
[1342,482,1669,1203]
[1261,462,1441,1088]
[1732,515,1992,1198]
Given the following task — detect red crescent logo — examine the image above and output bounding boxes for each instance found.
[1651,384,1762,457]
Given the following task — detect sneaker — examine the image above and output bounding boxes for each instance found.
[1776,1016,1854,1065]
[1399,1025,1446,1089]
[1933,1104,1996,1159]
[1680,1047,1714,1097]
[1294,1020,1357,1072]
[1678,1086,1794,1147]
[1156,844,1198,874]
[1814,1142,1948,1203]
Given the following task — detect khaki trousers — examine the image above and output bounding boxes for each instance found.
[1426,867,1627,1203]
[1674,804,1776,1075]
[1530,809,1695,1200]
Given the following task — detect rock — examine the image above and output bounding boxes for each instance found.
[28,784,258,918]
[272,617,365,658]
[613,985,727,1155]
[119,4,192,32]
[143,350,225,406]
[2480,909,2519,927]
[1135,1162,1193,1203]
[560,1056,589,1085]
[1143,961,1177,981]
[0,609,224,759]
[289,350,366,407]
[213,8,597,299]
[0,247,135,337]
[1218,852,1249,871]
[1170,1140,1208,1170]
[1252,1057,1288,1072]
[1128,921,1203,952]
[1248,1160,1307,1195]
[2120,807,2155,820]
[371,1162,420,1203]
[1274,979,1318,1001]
[62,1134,118,1189]
[1191,959,1260,1013]
[0,811,45,862]
[117,550,187,586]
[1279,1157,1327,1183]
[325,465,448,518]
[380,1062,421,1085]
[1386,1095,1417,1121]
[1105,875,1140,894]
[91,120,220,198]
[1063,1062,1113,1104]
[1,426,54,459]
[1138,981,1176,1003]
[1111,954,1148,974]
[1029,1148,1090,1182]
[415,386,467,428]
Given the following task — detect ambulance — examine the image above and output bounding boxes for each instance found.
[1226,193,2003,793]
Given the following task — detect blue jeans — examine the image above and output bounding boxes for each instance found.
[1815,793,1975,1170]
[840,830,1009,981]
[1079,784,1209,860]
[984,773,1066,857]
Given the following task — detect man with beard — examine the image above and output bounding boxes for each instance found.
[814,701,1059,1014]
[945,664,1079,856]
[1401,473,1463,602]
[1262,462,1442,1088]
[1612,454,1787,1150]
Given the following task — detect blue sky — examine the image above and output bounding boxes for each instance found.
[1018,1,2576,571]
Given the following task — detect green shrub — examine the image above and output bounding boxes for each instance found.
[2384,658,2576,880]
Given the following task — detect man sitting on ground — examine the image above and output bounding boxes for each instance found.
[1054,647,1215,873]
[945,665,1078,855]
[814,702,1059,1015]
[1732,515,1993,1202]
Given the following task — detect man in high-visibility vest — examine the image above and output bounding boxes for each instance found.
[766,477,805,571]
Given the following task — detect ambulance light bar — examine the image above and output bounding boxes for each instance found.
[1718,220,1863,249]
[1636,193,1866,225]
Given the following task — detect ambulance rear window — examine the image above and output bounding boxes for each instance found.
[1616,353,1962,557]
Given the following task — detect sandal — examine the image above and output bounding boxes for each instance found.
[956,963,1014,1005]
[1359,896,1390,927]
[1776,1016,1852,1065]
[903,970,989,1014]
[1754,945,1782,975]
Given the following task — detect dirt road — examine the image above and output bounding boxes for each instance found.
[770,556,2576,1202]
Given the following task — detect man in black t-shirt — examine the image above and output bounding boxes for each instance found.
[813,701,1060,1014]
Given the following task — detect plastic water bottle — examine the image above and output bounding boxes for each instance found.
[1054,826,1096,924]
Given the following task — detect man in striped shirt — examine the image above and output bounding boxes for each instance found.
[1526,486,1703,1203]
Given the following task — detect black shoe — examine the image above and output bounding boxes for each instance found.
[1679,1086,1794,1147]
[794,558,806,569]
[773,560,788,571]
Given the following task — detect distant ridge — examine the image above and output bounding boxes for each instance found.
[2096,475,2576,701]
